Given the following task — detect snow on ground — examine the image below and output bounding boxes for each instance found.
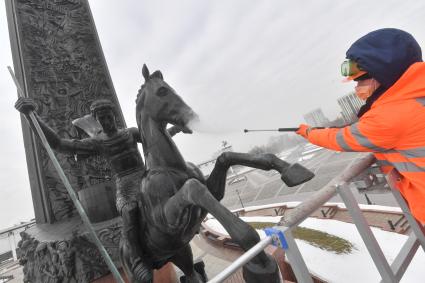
[278,148,295,159]
[204,216,425,282]
[299,218,425,283]
[302,145,324,155]
[205,217,273,238]
[298,153,315,162]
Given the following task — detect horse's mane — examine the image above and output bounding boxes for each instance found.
[136,85,145,103]
[136,68,164,105]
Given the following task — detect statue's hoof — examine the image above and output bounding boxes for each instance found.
[242,255,281,283]
[281,163,314,187]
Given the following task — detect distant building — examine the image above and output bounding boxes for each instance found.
[338,92,364,124]
[303,108,330,127]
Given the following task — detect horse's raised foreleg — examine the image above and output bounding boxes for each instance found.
[207,152,314,200]
[164,178,280,283]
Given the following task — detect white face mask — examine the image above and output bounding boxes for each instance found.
[355,79,380,100]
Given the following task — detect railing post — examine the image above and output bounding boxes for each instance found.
[281,228,314,283]
[8,231,17,261]
[385,232,420,282]
[382,169,425,281]
[337,183,397,283]
[386,170,425,249]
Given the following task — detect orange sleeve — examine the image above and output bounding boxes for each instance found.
[307,127,344,151]
[307,108,403,152]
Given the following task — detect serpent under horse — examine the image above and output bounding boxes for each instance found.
[120,64,314,283]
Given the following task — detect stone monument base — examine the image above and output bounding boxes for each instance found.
[17,216,176,282]
[93,263,177,283]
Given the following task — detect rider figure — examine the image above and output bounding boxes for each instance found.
[15,97,188,280]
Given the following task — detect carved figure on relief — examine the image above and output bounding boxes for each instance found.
[15,96,190,280]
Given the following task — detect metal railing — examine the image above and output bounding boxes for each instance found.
[208,153,425,283]
[0,221,35,263]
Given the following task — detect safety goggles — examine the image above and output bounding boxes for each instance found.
[341,59,367,81]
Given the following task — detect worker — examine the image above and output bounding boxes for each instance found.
[296,28,425,223]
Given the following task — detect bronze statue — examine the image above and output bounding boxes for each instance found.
[16,64,314,282]
[15,97,189,281]
[118,64,314,283]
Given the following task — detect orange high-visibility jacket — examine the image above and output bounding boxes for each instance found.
[308,62,425,223]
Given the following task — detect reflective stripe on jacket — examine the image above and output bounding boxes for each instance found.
[307,62,425,223]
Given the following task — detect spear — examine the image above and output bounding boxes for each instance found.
[7,66,125,283]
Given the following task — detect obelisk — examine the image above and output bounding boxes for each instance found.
[6,0,124,224]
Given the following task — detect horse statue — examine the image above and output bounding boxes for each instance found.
[120,64,315,283]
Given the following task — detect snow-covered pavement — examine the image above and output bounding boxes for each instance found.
[204,216,425,282]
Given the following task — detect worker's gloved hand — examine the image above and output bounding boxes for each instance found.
[15,97,37,115]
[296,124,312,139]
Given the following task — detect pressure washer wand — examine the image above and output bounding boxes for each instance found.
[243,127,325,133]
[244,128,299,133]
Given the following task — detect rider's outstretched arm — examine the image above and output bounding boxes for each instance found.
[15,97,98,155]
[130,125,189,143]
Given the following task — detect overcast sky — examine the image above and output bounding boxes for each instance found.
[0,0,424,228]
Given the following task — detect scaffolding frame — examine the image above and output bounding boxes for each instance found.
[208,153,425,283]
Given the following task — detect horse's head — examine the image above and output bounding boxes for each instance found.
[136,64,197,131]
